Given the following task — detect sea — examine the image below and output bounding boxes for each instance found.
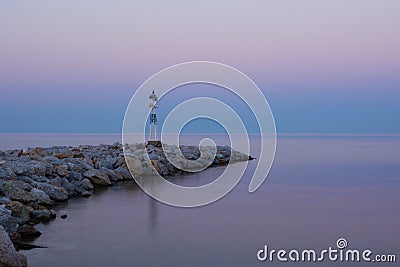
[0,134,399,267]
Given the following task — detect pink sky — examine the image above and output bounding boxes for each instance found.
[0,1,399,133]
[1,1,399,89]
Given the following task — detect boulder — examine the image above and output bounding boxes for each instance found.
[33,176,49,183]
[82,169,112,186]
[114,167,133,180]
[142,166,158,176]
[0,225,27,267]
[15,176,31,184]
[80,178,94,191]
[30,188,53,205]
[61,180,78,196]
[125,156,143,176]
[28,147,46,157]
[17,224,42,238]
[73,187,91,197]
[80,190,91,197]
[97,156,116,169]
[11,163,29,177]
[32,182,68,202]
[49,209,56,219]
[2,181,34,204]
[5,201,30,224]
[0,197,10,205]
[67,171,83,181]
[0,167,16,180]
[31,209,51,223]
[54,164,68,177]
[30,163,47,177]
[0,206,19,233]
[54,152,73,159]
[112,157,125,168]
[100,168,121,182]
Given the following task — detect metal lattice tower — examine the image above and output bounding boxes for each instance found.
[148,90,158,142]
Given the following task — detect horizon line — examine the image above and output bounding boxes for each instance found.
[0,133,400,137]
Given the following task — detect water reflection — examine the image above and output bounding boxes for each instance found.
[21,137,400,267]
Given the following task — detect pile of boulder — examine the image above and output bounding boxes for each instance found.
[0,142,250,263]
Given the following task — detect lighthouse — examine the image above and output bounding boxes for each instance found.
[147,90,162,147]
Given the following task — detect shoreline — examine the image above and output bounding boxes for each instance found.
[0,143,250,266]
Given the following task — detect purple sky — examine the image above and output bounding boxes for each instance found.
[1,1,399,133]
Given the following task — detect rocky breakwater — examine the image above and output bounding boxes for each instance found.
[124,143,251,176]
[0,143,250,265]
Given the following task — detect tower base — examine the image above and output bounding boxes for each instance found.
[147,140,162,147]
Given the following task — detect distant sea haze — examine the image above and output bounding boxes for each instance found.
[1,133,400,150]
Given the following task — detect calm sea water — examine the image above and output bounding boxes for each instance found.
[1,134,399,266]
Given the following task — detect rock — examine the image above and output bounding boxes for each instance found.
[30,163,47,177]
[67,171,83,181]
[17,224,42,238]
[28,147,46,157]
[215,153,224,160]
[61,180,78,196]
[0,225,27,267]
[78,189,91,197]
[31,209,51,223]
[100,168,121,182]
[0,206,11,216]
[15,176,31,184]
[80,178,94,191]
[60,214,67,219]
[33,176,49,183]
[114,166,133,180]
[2,181,34,204]
[125,156,143,176]
[165,162,176,173]
[12,163,29,177]
[30,188,53,205]
[82,169,112,186]
[7,181,31,192]
[150,160,161,173]
[5,201,30,224]
[142,166,158,176]
[48,210,56,220]
[54,152,73,159]
[32,182,68,202]
[97,156,116,169]
[0,206,19,234]
[230,150,249,161]
[0,197,10,205]
[71,185,90,197]
[8,232,21,244]
[0,167,16,180]
[75,186,92,197]
[54,165,68,177]
[148,153,159,161]
[49,177,62,187]
[113,157,125,168]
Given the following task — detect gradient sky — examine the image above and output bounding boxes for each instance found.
[1,0,399,133]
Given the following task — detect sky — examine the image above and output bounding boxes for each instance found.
[0,0,399,133]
